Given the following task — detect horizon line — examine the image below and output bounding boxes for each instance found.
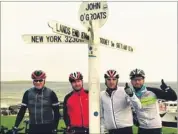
[1,80,177,83]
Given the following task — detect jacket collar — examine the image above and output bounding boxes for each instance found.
[133,85,147,97]
[73,88,85,95]
[105,86,117,97]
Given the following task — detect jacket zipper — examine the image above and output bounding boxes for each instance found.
[140,95,148,126]
[79,94,84,126]
[111,92,118,128]
[35,94,38,124]
[41,90,43,124]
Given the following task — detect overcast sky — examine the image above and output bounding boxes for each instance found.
[1,1,177,82]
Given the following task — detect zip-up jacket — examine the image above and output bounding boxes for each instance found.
[133,86,177,129]
[63,88,89,128]
[14,87,60,129]
[100,86,142,132]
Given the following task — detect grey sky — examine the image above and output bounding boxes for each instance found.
[1,2,177,82]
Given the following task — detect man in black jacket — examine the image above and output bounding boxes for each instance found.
[12,70,61,134]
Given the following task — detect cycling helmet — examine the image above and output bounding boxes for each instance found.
[130,68,145,79]
[69,72,83,83]
[31,70,46,80]
[104,69,119,79]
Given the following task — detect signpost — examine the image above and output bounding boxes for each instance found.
[24,20,134,52]
[22,1,135,133]
[48,20,90,42]
[22,34,87,44]
[88,20,101,133]
[48,20,134,52]
[78,1,109,133]
[78,1,109,28]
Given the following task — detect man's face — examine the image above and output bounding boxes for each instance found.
[106,78,118,89]
[71,79,83,91]
[131,77,144,88]
[33,79,45,89]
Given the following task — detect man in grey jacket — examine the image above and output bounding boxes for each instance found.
[129,68,177,134]
[100,69,142,134]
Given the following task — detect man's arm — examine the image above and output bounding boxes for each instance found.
[124,83,142,109]
[14,90,28,127]
[148,79,177,101]
[147,87,177,101]
[126,93,142,109]
[51,91,61,129]
[131,106,139,127]
[63,95,70,127]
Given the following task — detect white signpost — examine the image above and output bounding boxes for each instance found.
[78,1,109,133]
[78,1,109,28]
[48,20,90,42]
[22,1,135,133]
[22,34,87,44]
[23,21,134,53]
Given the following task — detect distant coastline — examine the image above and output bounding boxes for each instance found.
[1,80,177,84]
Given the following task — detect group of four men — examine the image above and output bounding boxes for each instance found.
[13,69,177,134]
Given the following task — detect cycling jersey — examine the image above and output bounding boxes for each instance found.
[63,88,89,128]
[14,87,60,133]
[100,86,141,132]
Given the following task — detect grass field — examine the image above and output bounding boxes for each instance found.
[0,116,177,134]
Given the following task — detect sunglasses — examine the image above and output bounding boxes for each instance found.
[33,80,43,82]
[107,78,117,81]
[132,78,143,81]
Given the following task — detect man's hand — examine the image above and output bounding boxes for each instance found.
[101,126,108,134]
[132,111,139,127]
[67,126,70,130]
[52,129,57,134]
[11,126,18,134]
[66,126,71,134]
[160,79,169,92]
[124,83,134,97]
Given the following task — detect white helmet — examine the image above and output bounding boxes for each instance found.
[130,68,145,79]
[104,69,119,79]
[69,72,83,83]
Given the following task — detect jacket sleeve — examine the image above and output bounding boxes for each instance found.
[63,95,70,127]
[126,93,142,109]
[100,92,106,133]
[147,87,177,101]
[14,90,28,127]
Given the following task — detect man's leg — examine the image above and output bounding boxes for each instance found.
[29,124,53,134]
[152,128,162,134]
[138,128,162,134]
[118,127,133,134]
[138,128,150,134]
[69,127,89,134]
[108,127,133,134]
[108,129,114,134]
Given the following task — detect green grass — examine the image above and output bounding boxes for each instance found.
[1,116,177,134]
[0,116,66,134]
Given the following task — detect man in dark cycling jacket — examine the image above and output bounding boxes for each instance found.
[12,70,61,134]
[63,72,89,134]
[129,68,177,134]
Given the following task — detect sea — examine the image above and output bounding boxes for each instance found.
[1,81,177,107]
